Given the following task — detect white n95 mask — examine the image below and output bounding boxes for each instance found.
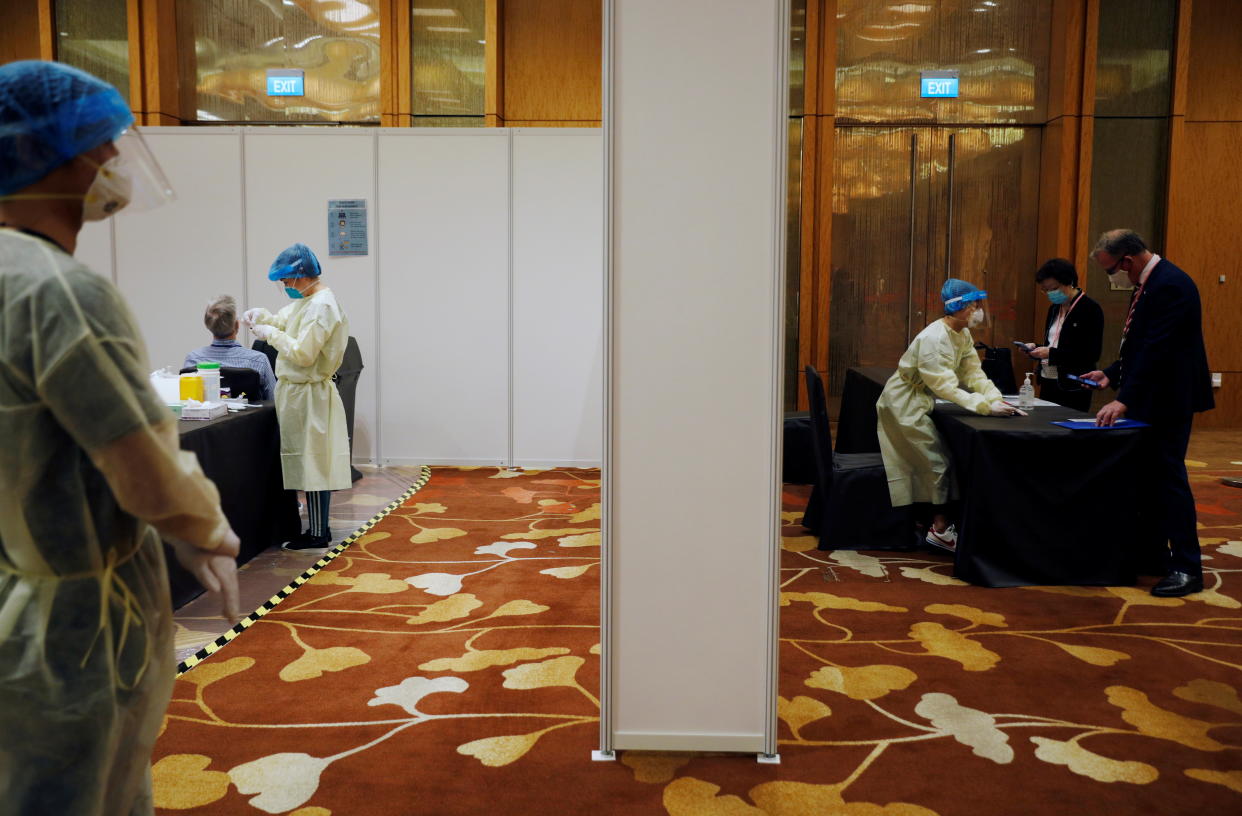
[82,156,132,221]
[1108,269,1131,289]
[968,307,985,328]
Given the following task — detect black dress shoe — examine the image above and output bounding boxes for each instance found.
[1151,571,1204,597]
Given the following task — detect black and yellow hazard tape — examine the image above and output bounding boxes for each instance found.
[176,465,433,676]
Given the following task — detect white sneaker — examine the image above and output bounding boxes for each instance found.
[926,525,957,553]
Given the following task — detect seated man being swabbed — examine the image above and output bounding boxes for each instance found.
[876,278,1026,552]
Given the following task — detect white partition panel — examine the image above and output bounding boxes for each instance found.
[512,129,604,467]
[114,129,245,372]
[376,131,510,465]
[75,221,114,282]
[242,131,378,463]
[603,0,788,753]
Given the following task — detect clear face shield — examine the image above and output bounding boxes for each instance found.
[81,128,176,219]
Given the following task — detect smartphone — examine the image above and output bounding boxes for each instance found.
[1066,373,1103,389]
[1012,341,1034,354]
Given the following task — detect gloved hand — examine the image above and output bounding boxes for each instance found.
[989,400,1026,417]
[172,535,243,625]
[241,308,266,328]
[250,322,275,341]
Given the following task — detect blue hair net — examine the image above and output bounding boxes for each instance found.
[941,278,988,313]
[0,61,133,196]
[267,243,323,280]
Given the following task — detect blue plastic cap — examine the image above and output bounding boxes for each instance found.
[267,243,322,280]
[0,61,133,196]
[941,278,988,313]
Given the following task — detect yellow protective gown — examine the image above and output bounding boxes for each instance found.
[0,229,234,815]
[876,317,1002,507]
[252,287,351,491]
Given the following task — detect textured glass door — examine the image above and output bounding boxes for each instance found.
[828,125,1040,399]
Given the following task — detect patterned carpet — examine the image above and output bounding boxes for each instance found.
[154,465,1242,814]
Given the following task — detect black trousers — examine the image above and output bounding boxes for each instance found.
[1039,376,1093,412]
[1141,414,1200,575]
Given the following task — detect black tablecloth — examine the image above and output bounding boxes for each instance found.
[834,365,1152,587]
[173,404,300,607]
[834,366,891,454]
[932,403,1150,587]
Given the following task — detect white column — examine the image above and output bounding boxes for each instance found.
[601,0,789,753]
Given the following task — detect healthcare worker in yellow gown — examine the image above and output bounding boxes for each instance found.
[876,278,1024,553]
[243,244,351,551]
[0,61,241,815]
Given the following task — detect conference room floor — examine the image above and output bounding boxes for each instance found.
[171,429,1242,664]
[172,464,426,664]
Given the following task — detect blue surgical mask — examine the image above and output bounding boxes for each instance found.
[1046,289,1069,305]
[284,285,304,299]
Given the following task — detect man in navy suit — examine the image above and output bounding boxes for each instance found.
[1083,229,1214,597]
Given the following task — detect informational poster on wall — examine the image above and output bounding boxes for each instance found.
[328,199,368,256]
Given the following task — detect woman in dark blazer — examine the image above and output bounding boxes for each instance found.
[1021,258,1104,412]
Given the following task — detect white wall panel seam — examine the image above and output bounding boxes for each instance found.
[764,0,792,758]
[372,128,383,464]
[507,129,516,469]
[239,132,249,346]
[599,0,616,756]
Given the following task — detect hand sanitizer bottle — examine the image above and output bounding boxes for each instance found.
[1019,372,1035,409]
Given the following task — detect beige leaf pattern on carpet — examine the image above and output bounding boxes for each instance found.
[1190,587,1242,609]
[411,502,447,514]
[1030,737,1158,783]
[908,622,1001,671]
[419,647,571,672]
[1173,679,1242,715]
[828,551,887,577]
[501,487,536,504]
[352,530,391,547]
[316,572,409,594]
[279,646,371,682]
[1104,587,1185,608]
[1185,769,1242,793]
[1050,642,1131,666]
[915,693,1013,764]
[1219,541,1242,559]
[923,603,1007,628]
[540,564,594,579]
[405,593,483,624]
[488,469,523,479]
[898,566,967,586]
[180,656,255,688]
[1106,686,1227,751]
[749,781,941,815]
[492,600,550,617]
[410,526,468,544]
[151,754,230,810]
[367,676,469,715]
[781,591,906,613]
[502,655,584,690]
[621,752,693,784]
[663,778,765,816]
[782,535,819,553]
[290,808,332,816]
[229,752,329,814]
[557,532,600,548]
[570,502,601,522]
[778,695,832,735]
[500,527,597,540]
[805,665,917,700]
[457,732,543,767]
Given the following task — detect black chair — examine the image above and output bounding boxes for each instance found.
[335,337,365,483]
[179,365,263,403]
[974,342,1018,395]
[802,365,914,551]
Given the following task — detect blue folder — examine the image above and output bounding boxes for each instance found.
[1051,419,1150,430]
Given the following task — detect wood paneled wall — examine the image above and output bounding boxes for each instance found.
[1165,0,1242,427]
[493,0,601,126]
[0,0,53,65]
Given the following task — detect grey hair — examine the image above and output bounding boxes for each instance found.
[1093,229,1148,259]
[204,294,238,338]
